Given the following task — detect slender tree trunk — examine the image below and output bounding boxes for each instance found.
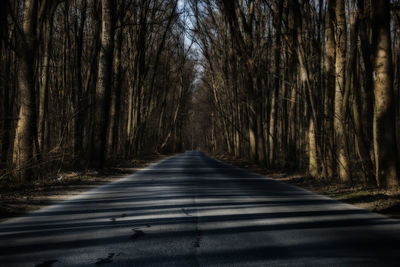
[248,102,257,161]
[286,0,298,170]
[38,19,51,154]
[73,0,87,167]
[1,41,13,165]
[348,3,375,186]
[353,75,376,186]
[269,1,283,167]
[308,118,318,177]
[358,0,375,167]
[108,24,122,156]
[334,0,351,182]
[38,2,58,155]
[324,0,336,180]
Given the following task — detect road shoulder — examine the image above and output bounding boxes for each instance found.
[0,154,170,222]
[213,154,400,219]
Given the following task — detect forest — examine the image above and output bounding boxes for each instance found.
[190,0,400,189]
[0,0,195,182]
[0,0,399,190]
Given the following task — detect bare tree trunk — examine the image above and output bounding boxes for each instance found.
[324,0,336,180]
[269,0,283,167]
[38,18,51,154]
[38,2,58,155]
[73,0,87,167]
[13,0,38,180]
[91,0,114,168]
[372,0,399,188]
[1,39,14,165]
[248,101,258,161]
[308,118,318,177]
[358,0,374,165]
[108,18,122,156]
[286,0,298,170]
[334,0,351,182]
[348,2,375,186]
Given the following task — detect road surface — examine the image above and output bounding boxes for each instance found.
[1,151,400,266]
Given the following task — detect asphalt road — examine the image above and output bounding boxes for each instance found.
[1,151,400,266]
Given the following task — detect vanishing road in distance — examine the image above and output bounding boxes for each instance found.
[1,151,400,266]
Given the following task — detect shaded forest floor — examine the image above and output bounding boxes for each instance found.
[215,154,400,219]
[0,154,169,222]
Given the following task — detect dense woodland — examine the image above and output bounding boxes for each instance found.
[0,0,399,189]
[0,0,195,182]
[189,0,400,189]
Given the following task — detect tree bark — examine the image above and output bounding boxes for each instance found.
[269,0,283,167]
[73,0,87,167]
[108,8,123,157]
[91,0,114,168]
[324,0,336,180]
[372,0,399,188]
[334,0,351,182]
[308,117,318,177]
[13,0,38,180]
